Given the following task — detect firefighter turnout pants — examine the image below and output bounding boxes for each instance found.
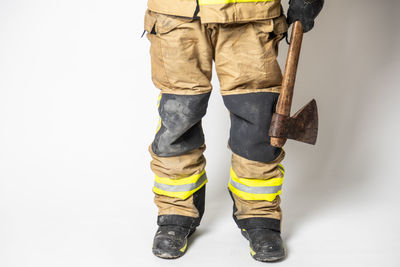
[145,9,288,232]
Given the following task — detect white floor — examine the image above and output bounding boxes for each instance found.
[1,1,400,266]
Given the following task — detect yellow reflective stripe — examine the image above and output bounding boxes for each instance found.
[230,168,283,187]
[229,183,281,201]
[155,117,162,133]
[199,0,275,5]
[157,93,162,107]
[153,178,207,200]
[155,170,206,186]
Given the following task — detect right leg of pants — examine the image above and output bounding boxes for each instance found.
[145,10,213,229]
[212,16,288,232]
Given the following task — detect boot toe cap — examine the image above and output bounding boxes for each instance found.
[154,235,184,251]
[152,226,191,259]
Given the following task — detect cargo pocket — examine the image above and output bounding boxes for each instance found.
[144,9,194,91]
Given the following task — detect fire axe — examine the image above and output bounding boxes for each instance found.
[269,21,319,147]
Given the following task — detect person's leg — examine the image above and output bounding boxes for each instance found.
[214,16,289,262]
[144,10,213,259]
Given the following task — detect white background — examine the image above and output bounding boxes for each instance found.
[1,0,400,266]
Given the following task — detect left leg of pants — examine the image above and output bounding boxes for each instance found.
[213,16,288,232]
[145,10,214,228]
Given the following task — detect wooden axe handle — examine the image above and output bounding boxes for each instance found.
[270,21,304,147]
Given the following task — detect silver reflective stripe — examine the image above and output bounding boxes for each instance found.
[154,173,207,193]
[229,178,282,194]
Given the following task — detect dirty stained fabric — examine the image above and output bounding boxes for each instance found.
[152,93,211,157]
[145,7,288,231]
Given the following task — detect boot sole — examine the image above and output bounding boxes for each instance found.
[152,244,185,259]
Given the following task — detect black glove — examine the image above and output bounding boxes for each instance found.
[287,0,324,33]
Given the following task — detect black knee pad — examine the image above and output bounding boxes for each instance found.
[223,92,282,163]
[152,92,211,157]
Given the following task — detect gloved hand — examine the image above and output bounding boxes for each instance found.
[287,0,324,33]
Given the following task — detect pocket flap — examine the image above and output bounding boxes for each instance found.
[144,9,157,32]
[253,19,274,33]
[154,13,193,34]
[273,15,289,35]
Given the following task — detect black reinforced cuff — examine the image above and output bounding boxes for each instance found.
[235,217,281,232]
[157,214,200,229]
[229,189,281,232]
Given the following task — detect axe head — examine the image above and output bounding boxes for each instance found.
[269,99,318,145]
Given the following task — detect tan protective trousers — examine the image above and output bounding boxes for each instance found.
[145,9,288,231]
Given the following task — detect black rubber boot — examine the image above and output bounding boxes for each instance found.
[152,225,196,259]
[241,228,285,262]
